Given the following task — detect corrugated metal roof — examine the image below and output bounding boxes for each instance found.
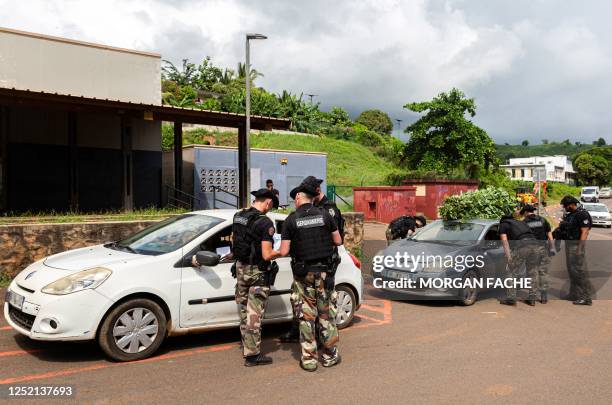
[0,86,291,130]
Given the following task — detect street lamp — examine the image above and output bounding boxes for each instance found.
[240,33,267,207]
[306,93,318,104]
[395,119,403,137]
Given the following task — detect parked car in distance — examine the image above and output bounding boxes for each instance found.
[582,203,612,228]
[599,187,611,199]
[581,186,600,203]
[4,210,364,362]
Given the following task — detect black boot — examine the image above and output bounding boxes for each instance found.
[499,298,517,306]
[279,322,300,343]
[573,299,593,306]
[244,353,273,367]
[540,291,548,304]
[525,296,536,306]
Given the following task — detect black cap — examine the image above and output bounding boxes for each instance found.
[415,215,427,227]
[251,188,275,200]
[520,204,537,214]
[560,195,580,207]
[290,176,320,199]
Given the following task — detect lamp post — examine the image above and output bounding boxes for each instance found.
[395,119,403,137]
[240,33,267,208]
[306,93,318,104]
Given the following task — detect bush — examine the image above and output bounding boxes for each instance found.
[438,187,516,220]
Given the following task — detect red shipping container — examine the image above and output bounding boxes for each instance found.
[353,186,416,223]
[401,179,479,220]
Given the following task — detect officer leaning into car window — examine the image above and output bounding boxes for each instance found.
[555,196,593,305]
[215,188,280,366]
[499,209,539,306]
[279,176,344,344]
[520,204,555,304]
[385,215,427,243]
[279,180,343,371]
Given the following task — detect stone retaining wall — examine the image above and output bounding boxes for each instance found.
[0,212,364,279]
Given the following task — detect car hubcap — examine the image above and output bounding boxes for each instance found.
[335,291,353,326]
[113,308,159,354]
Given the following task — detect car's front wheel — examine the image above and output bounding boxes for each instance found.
[335,285,356,329]
[98,298,167,362]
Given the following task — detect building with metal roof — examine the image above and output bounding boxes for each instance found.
[0,27,290,213]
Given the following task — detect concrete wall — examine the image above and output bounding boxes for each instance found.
[0,213,364,280]
[0,27,161,105]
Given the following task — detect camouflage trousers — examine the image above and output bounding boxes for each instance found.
[292,272,339,368]
[533,243,551,291]
[505,244,539,300]
[235,262,270,357]
[289,282,338,338]
[565,242,593,300]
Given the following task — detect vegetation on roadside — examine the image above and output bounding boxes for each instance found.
[438,187,516,221]
[0,207,187,225]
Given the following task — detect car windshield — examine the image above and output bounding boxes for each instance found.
[412,221,485,243]
[582,189,596,194]
[109,214,224,255]
[583,205,608,213]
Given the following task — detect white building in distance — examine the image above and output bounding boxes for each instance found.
[500,155,575,184]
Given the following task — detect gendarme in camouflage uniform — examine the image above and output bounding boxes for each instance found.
[281,178,342,371]
[231,188,279,366]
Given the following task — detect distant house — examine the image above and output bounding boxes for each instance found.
[500,155,575,184]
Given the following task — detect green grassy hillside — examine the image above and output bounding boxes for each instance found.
[250,133,398,185]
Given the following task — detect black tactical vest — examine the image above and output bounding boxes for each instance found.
[501,218,536,240]
[232,208,266,263]
[565,208,592,240]
[290,205,334,262]
[318,197,345,238]
[523,215,548,240]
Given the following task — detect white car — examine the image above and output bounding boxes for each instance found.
[581,203,612,228]
[4,210,363,361]
[581,186,599,203]
[600,188,611,199]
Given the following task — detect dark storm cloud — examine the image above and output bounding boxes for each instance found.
[2,0,611,143]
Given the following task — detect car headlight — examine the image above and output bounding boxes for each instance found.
[42,267,112,295]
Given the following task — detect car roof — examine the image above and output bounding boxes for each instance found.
[188,209,288,221]
[582,203,607,207]
[434,218,499,225]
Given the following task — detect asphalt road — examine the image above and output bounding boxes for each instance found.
[0,200,610,404]
[2,285,612,404]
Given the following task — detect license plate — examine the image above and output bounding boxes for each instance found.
[5,290,25,310]
[385,270,409,280]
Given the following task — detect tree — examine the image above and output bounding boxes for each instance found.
[542,139,549,144]
[355,109,394,135]
[522,140,529,146]
[594,137,607,147]
[574,153,609,185]
[402,88,496,177]
[161,59,198,86]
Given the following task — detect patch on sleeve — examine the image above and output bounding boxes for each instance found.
[268,226,275,236]
[329,208,335,217]
[584,219,589,224]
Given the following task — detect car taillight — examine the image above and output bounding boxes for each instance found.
[348,253,361,269]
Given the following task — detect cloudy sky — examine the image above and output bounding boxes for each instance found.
[1,0,611,144]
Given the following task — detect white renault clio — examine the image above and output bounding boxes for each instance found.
[4,210,363,361]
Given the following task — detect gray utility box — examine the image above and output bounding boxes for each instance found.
[166,145,327,209]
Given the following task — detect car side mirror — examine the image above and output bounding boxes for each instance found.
[194,251,220,267]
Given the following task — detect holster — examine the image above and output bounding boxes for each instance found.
[262,261,279,286]
[330,249,341,276]
[291,259,308,277]
[230,262,237,278]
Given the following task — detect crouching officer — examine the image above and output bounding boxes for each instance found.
[556,196,593,305]
[386,215,427,243]
[232,188,280,366]
[280,176,344,344]
[280,181,343,371]
[499,211,539,306]
[520,204,555,303]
